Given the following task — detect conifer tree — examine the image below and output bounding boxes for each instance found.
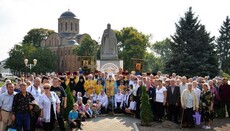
[64,85,75,120]
[165,7,218,78]
[140,86,153,126]
[216,16,230,74]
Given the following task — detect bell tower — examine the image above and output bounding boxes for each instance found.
[58,9,79,34]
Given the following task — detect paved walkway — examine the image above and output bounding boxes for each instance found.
[81,115,139,131]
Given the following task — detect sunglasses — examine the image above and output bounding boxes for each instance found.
[44,87,50,90]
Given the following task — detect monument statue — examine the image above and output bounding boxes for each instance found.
[100,23,118,60]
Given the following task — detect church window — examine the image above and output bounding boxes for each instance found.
[65,22,67,31]
[60,23,63,31]
[75,23,77,31]
[71,23,73,31]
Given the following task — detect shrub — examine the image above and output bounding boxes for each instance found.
[140,86,153,126]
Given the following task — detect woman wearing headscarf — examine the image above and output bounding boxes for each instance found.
[69,77,76,91]
[76,75,85,97]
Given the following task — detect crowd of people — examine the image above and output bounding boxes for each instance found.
[0,70,229,131]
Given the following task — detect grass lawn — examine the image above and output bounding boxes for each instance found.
[0,81,4,87]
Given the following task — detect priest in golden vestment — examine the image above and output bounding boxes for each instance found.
[84,74,96,95]
[105,75,115,98]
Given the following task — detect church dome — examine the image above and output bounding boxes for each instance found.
[60,10,76,18]
[67,39,78,45]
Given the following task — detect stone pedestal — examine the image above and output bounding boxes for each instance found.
[97,60,123,74]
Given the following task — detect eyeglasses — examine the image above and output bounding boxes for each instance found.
[44,87,49,90]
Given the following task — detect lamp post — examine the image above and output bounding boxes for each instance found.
[24,59,37,75]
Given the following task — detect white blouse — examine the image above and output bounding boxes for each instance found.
[128,101,136,110]
[97,94,108,107]
[39,91,60,122]
[155,86,167,103]
[115,93,124,108]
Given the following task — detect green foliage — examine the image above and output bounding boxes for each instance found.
[165,7,218,78]
[143,53,163,73]
[0,82,5,87]
[220,70,230,80]
[64,85,75,120]
[115,27,151,70]
[22,28,54,47]
[5,44,36,72]
[30,47,58,73]
[5,44,57,73]
[216,16,230,74]
[140,86,153,126]
[151,38,172,66]
[73,35,99,58]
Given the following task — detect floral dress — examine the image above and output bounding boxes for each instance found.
[199,90,214,122]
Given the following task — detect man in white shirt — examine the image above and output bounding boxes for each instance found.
[192,81,201,103]
[0,80,11,94]
[0,83,16,131]
[132,78,139,97]
[180,76,188,96]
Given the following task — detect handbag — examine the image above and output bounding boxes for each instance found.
[193,112,201,125]
[30,100,42,117]
[6,122,18,131]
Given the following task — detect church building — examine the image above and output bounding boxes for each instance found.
[41,10,89,72]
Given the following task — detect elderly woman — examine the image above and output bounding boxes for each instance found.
[181,83,198,128]
[39,83,60,131]
[199,83,214,129]
[76,97,86,121]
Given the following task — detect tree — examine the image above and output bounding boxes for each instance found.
[140,86,153,126]
[30,47,58,73]
[216,16,230,74]
[73,35,99,58]
[22,28,54,47]
[64,85,74,120]
[115,27,151,70]
[144,53,164,73]
[165,7,218,78]
[151,38,172,65]
[5,43,36,73]
[5,43,57,74]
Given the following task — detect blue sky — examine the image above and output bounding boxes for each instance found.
[0,0,230,61]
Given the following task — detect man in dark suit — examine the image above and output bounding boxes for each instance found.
[166,79,180,123]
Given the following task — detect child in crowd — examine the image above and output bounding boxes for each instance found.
[85,103,94,118]
[92,103,98,116]
[125,95,136,116]
[91,89,98,103]
[95,99,101,114]
[118,80,126,92]
[68,103,82,130]
[87,100,93,108]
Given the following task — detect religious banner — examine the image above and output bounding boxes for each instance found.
[135,63,141,71]
[83,60,89,67]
